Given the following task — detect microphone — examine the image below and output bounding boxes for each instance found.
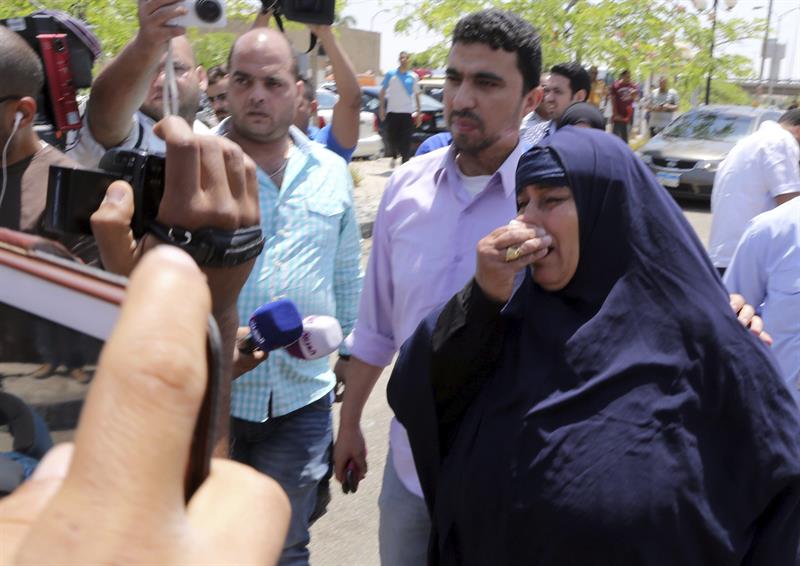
[238,299,303,354]
[285,315,344,360]
[238,301,344,360]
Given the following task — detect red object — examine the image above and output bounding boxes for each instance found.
[317,116,327,128]
[37,33,81,132]
[373,115,379,132]
[419,112,433,123]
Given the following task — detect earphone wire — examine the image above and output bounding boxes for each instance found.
[0,114,22,213]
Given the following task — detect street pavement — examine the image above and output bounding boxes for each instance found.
[0,155,714,566]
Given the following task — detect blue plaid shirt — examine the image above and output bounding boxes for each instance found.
[232,126,362,421]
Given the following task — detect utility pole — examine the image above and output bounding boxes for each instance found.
[758,0,774,81]
[705,0,719,105]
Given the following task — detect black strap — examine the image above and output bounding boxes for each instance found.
[148,222,265,267]
[272,12,318,53]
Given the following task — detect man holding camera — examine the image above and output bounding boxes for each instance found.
[68,0,210,169]
[0,27,94,261]
[219,27,361,566]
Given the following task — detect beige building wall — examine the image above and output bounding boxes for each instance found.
[284,27,380,86]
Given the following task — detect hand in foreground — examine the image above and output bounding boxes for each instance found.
[729,293,773,346]
[0,247,289,564]
[475,218,551,303]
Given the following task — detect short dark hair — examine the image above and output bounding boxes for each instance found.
[207,64,228,85]
[451,9,542,93]
[0,27,44,99]
[550,62,591,99]
[620,69,631,77]
[778,109,800,127]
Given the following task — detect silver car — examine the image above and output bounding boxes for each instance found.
[638,105,783,199]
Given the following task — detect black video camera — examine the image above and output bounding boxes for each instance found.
[44,149,166,239]
[262,0,335,26]
[0,12,99,148]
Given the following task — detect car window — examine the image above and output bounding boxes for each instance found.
[362,93,381,112]
[758,112,782,126]
[661,112,755,142]
[316,90,339,110]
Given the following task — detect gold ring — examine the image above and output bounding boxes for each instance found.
[505,245,522,262]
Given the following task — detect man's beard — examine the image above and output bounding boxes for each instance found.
[449,110,494,155]
[141,93,199,125]
[231,111,292,144]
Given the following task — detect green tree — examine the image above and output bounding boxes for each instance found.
[408,44,448,69]
[395,0,764,108]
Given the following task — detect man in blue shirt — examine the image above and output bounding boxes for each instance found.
[380,51,421,166]
[221,28,362,566]
[292,25,361,163]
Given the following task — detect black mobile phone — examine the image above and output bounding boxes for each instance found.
[0,230,219,500]
[44,149,165,239]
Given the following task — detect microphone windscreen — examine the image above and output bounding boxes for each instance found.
[248,299,303,352]
[285,315,343,360]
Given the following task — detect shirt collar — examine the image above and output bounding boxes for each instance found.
[436,140,527,199]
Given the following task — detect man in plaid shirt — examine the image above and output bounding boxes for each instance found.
[220,28,362,566]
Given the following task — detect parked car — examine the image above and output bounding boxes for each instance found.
[360,86,447,154]
[638,105,783,199]
[419,77,445,102]
[314,89,383,159]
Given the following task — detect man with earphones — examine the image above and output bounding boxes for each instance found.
[0,27,94,260]
[67,0,209,169]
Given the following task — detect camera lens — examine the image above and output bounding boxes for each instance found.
[195,0,223,23]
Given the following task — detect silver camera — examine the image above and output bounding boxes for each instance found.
[171,0,226,28]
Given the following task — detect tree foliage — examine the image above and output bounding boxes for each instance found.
[398,0,764,107]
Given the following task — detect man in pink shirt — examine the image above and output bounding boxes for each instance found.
[333,9,543,564]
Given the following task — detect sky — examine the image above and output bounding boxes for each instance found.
[340,0,800,81]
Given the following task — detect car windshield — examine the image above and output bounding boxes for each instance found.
[661,112,754,142]
[316,90,339,110]
[419,93,443,111]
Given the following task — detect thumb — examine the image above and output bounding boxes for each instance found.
[90,180,138,276]
[187,458,290,564]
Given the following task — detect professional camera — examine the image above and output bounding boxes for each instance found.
[262,0,335,26]
[171,0,227,29]
[0,11,100,148]
[44,149,165,239]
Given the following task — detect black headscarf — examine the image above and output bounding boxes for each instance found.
[388,127,800,565]
[556,101,606,130]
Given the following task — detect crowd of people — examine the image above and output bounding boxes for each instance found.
[1,3,800,565]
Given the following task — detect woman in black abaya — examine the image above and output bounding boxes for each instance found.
[388,127,800,565]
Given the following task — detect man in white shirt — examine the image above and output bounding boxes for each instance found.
[68,0,208,168]
[379,51,421,166]
[708,109,800,275]
[645,77,679,136]
[724,196,800,390]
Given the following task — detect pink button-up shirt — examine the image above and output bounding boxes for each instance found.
[346,141,526,496]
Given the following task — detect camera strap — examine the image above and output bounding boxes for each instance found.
[148,222,265,267]
[272,13,318,53]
